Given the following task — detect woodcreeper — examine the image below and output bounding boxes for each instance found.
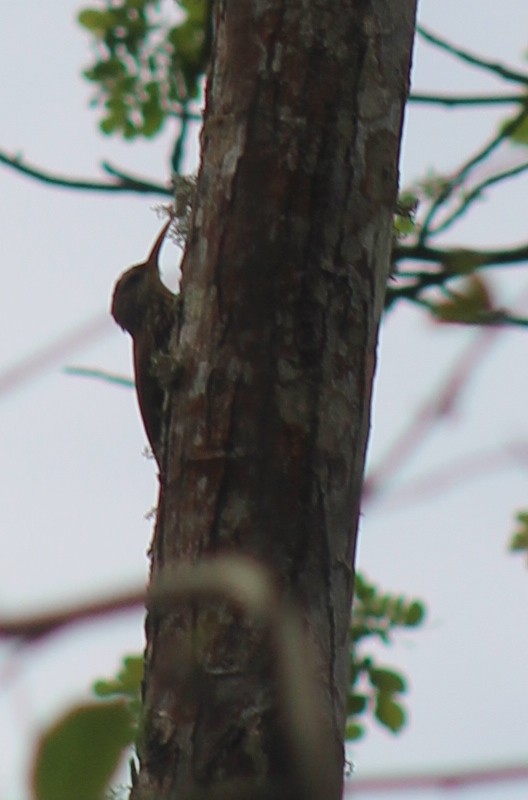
[111,219,179,464]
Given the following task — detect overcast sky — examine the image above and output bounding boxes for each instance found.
[1,2,528,799]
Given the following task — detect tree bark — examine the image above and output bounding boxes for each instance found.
[132,2,417,799]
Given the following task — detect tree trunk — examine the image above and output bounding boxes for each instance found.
[131,2,417,799]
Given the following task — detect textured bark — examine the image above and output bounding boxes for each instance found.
[132,2,417,799]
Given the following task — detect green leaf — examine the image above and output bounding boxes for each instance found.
[353,573,375,602]
[442,248,487,275]
[93,655,143,733]
[374,695,406,733]
[510,511,528,553]
[123,119,140,139]
[32,702,133,800]
[93,655,143,699]
[503,113,528,146]
[100,114,121,135]
[84,58,127,82]
[388,596,405,622]
[432,275,493,324]
[350,623,372,643]
[394,214,416,238]
[141,83,165,137]
[369,668,406,693]
[345,721,364,741]
[347,694,368,715]
[78,9,116,35]
[180,0,207,25]
[404,601,425,626]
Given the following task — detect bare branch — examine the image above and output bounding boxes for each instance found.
[417,108,528,243]
[395,241,528,269]
[351,762,528,793]
[410,92,525,107]
[0,149,171,196]
[63,366,134,387]
[0,589,145,641]
[417,26,528,86]
[388,241,528,307]
[430,160,528,236]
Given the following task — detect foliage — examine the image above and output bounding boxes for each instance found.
[78,0,211,141]
[510,510,528,561]
[31,701,134,800]
[75,9,528,329]
[426,275,495,324]
[347,574,425,741]
[93,654,144,736]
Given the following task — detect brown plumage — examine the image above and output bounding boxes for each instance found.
[111,219,178,463]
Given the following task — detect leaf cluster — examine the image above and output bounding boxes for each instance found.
[78,0,210,139]
[347,573,425,741]
[510,510,528,561]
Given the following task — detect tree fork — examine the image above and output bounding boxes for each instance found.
[131,2,417,799]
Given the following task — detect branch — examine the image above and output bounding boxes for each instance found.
[351,762,528,793]
[417,108,528,243]
[417,26,528,86]
[411,297,528,328]
[428,160,528,236]
[63,366,134,387]
[0,589,145,641]
[388,242,528,306]
[394,241,528,269]
[410,92,525,107]
[0,149,172,196]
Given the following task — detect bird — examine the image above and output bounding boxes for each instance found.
[111,218,179,463]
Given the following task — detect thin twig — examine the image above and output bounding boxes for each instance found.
[417,26,528,86]
[171,103,191,173]
[417,109,528,243]
[409,92,525,107]
[395,241,528,269]
[388,242,528,306]
[0,590,145,641]
[0,150,171,195]
[430,160,528,236]
[349,762,528,793]
[63,366,134,387]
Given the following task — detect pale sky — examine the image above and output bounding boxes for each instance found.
[1,2,528,798]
